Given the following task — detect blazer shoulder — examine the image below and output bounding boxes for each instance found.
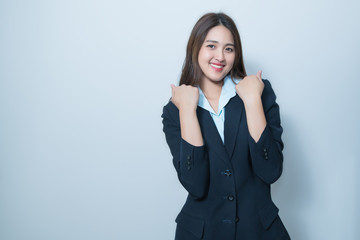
[161,98,180,125]
[261,79,278,110]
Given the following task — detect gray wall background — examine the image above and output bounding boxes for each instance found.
[1,0,359,239]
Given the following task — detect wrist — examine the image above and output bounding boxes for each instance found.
[243,95,262,106]
[179,105,197,113]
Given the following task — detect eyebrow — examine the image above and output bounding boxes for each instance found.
[205,40,235,47]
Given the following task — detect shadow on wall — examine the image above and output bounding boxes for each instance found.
[272,114,313,239]
[356,153,360,239]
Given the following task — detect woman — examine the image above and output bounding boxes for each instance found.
[161,12,290,240]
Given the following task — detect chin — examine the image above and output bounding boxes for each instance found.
[201,69,231,83]
[210,73,229,82]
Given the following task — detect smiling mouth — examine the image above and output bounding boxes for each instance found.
[210,63,225,71]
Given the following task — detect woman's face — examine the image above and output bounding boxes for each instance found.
[198,25,235,84]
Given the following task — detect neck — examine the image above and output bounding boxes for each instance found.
[200,78,224,101]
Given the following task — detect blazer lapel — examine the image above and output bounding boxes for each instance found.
[197,107,230,164]
[224,95,244,159]
[197,95,244,163]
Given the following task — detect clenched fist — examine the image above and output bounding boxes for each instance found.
[170,84,199,111]
[235,70,264,102]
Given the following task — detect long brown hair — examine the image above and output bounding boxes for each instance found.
[179,12,247,86]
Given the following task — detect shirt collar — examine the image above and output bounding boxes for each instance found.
[198,75,241,115]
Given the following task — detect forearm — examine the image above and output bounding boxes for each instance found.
[162,104,209,199]
[179,108,204,146]
[244,80,285,184]
[244,97,267,143]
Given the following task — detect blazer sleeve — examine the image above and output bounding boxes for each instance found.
[248,79,284,184]
[161,101,210,200]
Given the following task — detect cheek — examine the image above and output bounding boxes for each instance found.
[198,49,211,62]
[227,56,235,68]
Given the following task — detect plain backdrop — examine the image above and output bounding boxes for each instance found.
[0,0,359,239]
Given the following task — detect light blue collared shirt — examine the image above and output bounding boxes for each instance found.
[198,75,241,143]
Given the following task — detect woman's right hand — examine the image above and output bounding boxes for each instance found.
[170,84,199,111]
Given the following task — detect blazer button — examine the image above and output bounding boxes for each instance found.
[187,155,191,160]
[224,169,232,176]
[263,149,268,160]
[227,195,234,201]
[235,217,239,222]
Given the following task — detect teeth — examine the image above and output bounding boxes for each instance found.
[210,64,224,69]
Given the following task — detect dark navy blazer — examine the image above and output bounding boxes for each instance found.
[161,79,291,240]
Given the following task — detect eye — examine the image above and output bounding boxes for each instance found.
[206,44,215,49]
[225,47,234,52]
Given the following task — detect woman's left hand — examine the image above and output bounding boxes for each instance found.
[235,70,264,102]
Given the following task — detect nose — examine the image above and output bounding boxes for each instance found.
[215,49,225,62]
